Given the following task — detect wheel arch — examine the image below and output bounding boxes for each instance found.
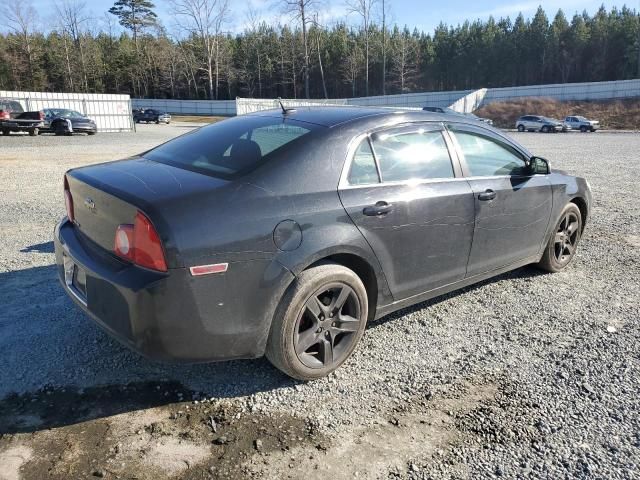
[569,196,588,233]
[306,253,379,321]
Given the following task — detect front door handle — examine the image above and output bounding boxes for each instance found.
[478,189,496,201]
[363,201,393,216]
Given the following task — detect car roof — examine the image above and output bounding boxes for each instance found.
[245,106,470,128]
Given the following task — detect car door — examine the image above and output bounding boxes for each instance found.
[446,123,552,276]
[339,124,476,300]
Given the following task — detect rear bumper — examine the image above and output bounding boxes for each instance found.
[54,218,293,362]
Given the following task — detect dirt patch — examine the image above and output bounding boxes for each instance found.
[252,381,498,479]
[0,446,33,480]
[0,382,324,480]
[476,97,640,130]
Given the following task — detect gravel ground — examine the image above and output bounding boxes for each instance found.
[0,126,639,479]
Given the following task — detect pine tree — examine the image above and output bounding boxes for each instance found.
[108,0,157,51]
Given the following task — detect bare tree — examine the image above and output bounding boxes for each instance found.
[311,14,328,98]
[381,0,388,95]
[55,0,91,91]
[342,38,363,97]
[2,0,40,89]
[346,0,377,96]
[281,0,318,98]
[391,29,417,92]
[169,0,230,100]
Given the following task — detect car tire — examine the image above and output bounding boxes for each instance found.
[88,131,96,136]
[517,125,525,132]
[580,126,587,133]
[541,125,549,133]
[266,263,368,381]
[537,203,583,273]
[28,128,38,136]
[2,129,10,136]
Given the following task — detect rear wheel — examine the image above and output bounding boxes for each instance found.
[28,128,38,136]
[541,125,549,133]
[266,263,368,380]
[537,203,583,273]
[1,129,10,136]
[517,124,525,132]
[580,125,587,133]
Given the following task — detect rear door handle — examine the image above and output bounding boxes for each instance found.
[363,201,393,216]
[478,189,496,201]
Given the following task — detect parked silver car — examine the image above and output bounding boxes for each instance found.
[515,115,563,133]
[564,115,600,132]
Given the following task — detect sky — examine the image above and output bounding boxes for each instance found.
[14,0,635,35]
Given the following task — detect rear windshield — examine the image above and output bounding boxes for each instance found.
[0,100,24,113]
[144,116,315,179]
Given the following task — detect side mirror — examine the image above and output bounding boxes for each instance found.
[529,156,550,175]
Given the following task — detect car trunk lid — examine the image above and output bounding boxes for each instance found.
[66,157,230,265]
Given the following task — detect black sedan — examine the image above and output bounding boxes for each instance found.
[54,107,591,380]
[43,109,97,135]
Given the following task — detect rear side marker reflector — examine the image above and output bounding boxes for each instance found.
[190,263,228,276]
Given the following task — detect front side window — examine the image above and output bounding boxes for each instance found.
[449,129,528,177]
[371,129,454,182]
[144,116,314,179]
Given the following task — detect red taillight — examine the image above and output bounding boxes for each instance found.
[63,175,75,222]
[0,110,9,120]
[114,211,168,272]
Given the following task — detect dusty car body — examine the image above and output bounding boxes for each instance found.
[55,107,591,379]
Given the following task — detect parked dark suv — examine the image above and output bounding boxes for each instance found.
[133,109,171,124]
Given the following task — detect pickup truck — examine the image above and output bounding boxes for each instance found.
[0,99,45,136]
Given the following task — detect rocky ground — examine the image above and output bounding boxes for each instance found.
[0,126,638,479]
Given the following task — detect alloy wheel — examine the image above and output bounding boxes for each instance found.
[553,211,580,266]
[294,282,362,369]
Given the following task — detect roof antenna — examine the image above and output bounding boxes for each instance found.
[277,97,296,114]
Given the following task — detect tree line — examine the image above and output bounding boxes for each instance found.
[1,0,639,100]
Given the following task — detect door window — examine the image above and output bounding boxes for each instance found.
[449,129,528,177]
[347,139,380,185]
[371,130,454,182]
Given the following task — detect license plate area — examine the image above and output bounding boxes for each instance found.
[63,254,88,306]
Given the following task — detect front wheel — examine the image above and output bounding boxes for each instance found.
[28,128,38,136]
[537,203,583,273]
[517,125,525,132]
[2,129,10,136]
[580,125,587,133]
[541,125,549,133]
[266,263,368,380]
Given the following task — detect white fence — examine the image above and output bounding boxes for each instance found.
[132,79,640,116]
[236,97,347,115]
[0,90,133,132]
[131,98,236,116]
[483,79,640,104]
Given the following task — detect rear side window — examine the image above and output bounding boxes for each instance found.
[371,130,454,182]
[348,139,379,185]
[144,116,314,179]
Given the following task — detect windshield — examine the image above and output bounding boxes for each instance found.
[144,115,315,180]
[48,109,84,118]
[576,116,587,121]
